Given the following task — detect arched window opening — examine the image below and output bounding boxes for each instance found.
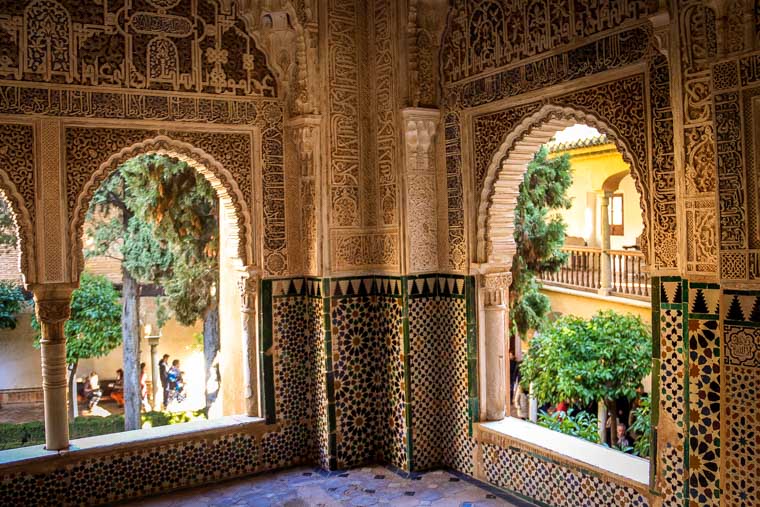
[0,194,40,449]
[480,118,653,469]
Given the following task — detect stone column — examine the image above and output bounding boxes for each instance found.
[599,191,612,296]
[239,271,259,417]
[482,272,511,421]
[33,286,74,450]
[401,108,440,274]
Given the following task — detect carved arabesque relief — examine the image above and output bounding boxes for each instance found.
[0,123,37,284]
[441,0,656,84]
[679,1,719,275]
[0,0,289,278]
[324,0,401,273]
[68,133,254,279]
[476,102,652,270]
[714,53,760,281]
[0,0,277,97]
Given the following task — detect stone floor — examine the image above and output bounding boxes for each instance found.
[124,465,532,507]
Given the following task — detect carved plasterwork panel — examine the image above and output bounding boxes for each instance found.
[331,231,400,272]
[678,1,719,276]
[65,128,255,278]
[0,0,277,97]
[713,53,760,282]
[324,0,400,274]
[440,0,655,84]
[0,122,36,283]
[473,77,653,269]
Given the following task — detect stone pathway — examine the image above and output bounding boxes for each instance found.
[124,465,532,507]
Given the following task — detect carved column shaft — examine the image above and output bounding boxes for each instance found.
[401,108,440,274]
[482,272,511,421]
[238,271,259,417]
[290,116,322,276]
[33,288,73,450]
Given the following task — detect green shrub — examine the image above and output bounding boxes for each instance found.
[0,409,208,449]
[0,281,25,329]
[629,395,651,458]
[537,408,600,443]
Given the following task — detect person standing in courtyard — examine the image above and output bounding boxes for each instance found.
[158,354,170,410]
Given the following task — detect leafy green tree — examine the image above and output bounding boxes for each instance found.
[86,171,173,429]
[510,146,572,338]
[520,310,652,445]
[0,281,25,329]
[120,154,220,410]
[0,197,18,251]
[33,273,121,417]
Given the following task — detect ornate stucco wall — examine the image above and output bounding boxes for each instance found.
[0,1,757,506]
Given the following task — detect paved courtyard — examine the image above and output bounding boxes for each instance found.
[125,465,531,507]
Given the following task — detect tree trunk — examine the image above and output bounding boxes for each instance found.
[597,400,607,444]
[203,301,220,411]
[122,267,141,430]
[68,361,78,419]
[607,399,618,447]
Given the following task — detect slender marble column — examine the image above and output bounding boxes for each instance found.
[33,287,73,450]
[239,271,259,417]
[482,272,511,421]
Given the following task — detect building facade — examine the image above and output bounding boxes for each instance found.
[0,1,756,506]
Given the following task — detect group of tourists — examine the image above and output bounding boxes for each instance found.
[81,355,185,413]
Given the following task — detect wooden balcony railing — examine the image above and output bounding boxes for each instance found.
[539,246,650,300]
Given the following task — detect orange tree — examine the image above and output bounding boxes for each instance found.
[520,310,651,445]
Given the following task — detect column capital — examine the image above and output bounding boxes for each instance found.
[649,8,670,57]
[481,271,511,308]
[288,114,322,166]
[237,269,260,313]
[401,107,440,158]
[31,283,76,325]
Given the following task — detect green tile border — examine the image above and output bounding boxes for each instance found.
[465,275,479,433]
[259,278,276,425]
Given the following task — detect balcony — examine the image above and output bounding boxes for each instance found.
[540,246,650,300]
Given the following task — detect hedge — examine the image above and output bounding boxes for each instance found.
[0,409,207,450]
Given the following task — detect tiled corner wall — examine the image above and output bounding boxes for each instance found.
[407,274,475,473]
[478,430,650,507]
[327,277,406,470]
[721,289,760,507]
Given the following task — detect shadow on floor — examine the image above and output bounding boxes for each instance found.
[119,465,536,507]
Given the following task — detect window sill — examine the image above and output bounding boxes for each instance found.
[477,417,649,486]
[0,415,268,468]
